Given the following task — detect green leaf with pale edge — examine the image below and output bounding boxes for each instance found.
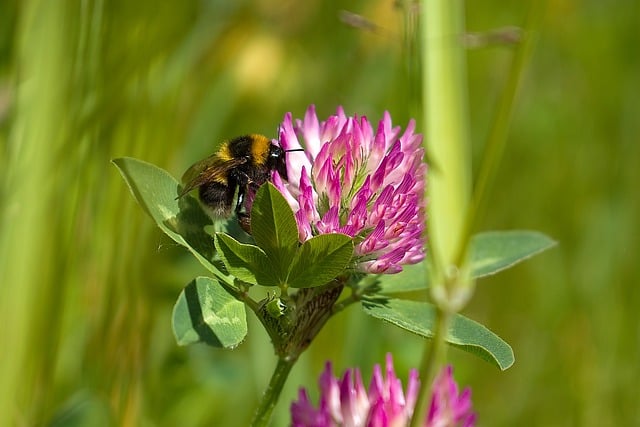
[471,230,556,278]
[287,234,354,288]
[113,157,224,275]
[250,183,298,279]
[374,230,555,294]
[172,277,247,348]
[362,297,514,370]
[215,233,280,287]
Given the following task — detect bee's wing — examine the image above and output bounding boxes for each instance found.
[177,155,247,198]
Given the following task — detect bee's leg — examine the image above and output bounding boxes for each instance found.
[234,180,253,234]
[235,184,247,216]
[232,169,251,217]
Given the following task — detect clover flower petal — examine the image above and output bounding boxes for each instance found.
[277,106,427,274]
[426,366,476,427]
[291,354,419,427]
[291,358,475,427]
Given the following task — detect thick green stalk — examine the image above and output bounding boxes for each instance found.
[250,357,296,427]
[413,0,471,425]
[422,0,471,275]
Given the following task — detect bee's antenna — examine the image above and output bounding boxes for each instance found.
[285,148,305,153]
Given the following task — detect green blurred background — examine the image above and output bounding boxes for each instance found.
[0,0,638,425]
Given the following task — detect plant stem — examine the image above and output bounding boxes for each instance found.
[250,356,296,427]
[413,0,470,424]
[422,0,471,276]
[250,281,345,426]
[411,307,451,427]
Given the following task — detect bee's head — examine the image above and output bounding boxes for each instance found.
[267,144,304,181]
[267,144,288,180]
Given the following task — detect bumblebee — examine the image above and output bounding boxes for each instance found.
[177,134,297,232]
